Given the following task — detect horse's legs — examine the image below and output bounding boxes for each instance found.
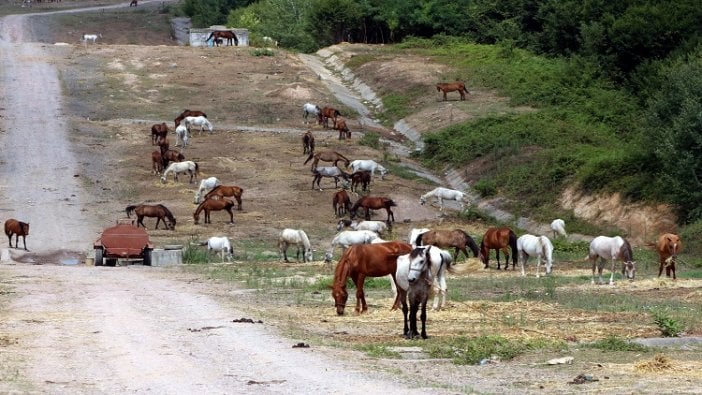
[281,242,289,262]
[227,208,234,224]
[137,215,145,228]
[154,217,162,230]
[399,289,409,336]
[7,233,12,248]
[21,235,27,251]
[408,300,419,338]
[420,300,428,339]
[355,276,367,313]
[609,260,616,285]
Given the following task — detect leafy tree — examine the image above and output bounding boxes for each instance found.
[307,0,363,46]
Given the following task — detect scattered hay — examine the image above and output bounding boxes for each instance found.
[635,354,674,372]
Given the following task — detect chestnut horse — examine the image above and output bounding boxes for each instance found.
[350,196,396,223]
[203,185,244,210]
[193,198,236,224]
[4,219,29,251]
[161,149,185,169]
[436,81,469,101]
[333,117,351,140]
[331,241,413,315]
[174,109,207,128]
[206,30,238,46]
[125,204,176,230]
[151,123,168,145]
[333,189,352,217]
[656,233,682,280]
[415,229,479,261]
[151,150,164,175]
[320,106,341,128]
[304,150,350,170]
[302,130,315,155]
[479,227,518,270]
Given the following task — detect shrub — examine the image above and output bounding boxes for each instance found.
[587,336,649,352]
[472,179,497,197]
[651,309,684,337]
[358,132,380,149]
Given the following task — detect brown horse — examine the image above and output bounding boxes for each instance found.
[436,81,470,101]
[303,150,350,170]
[416,229,479,261]
[302,130,315,155]
[158,137,170,155]
[125,204,176,230]
[151,123,168,145]
[161,149,185,168]
[350,196,396,223]
[656,233,682,280]
[203,185,244,210]
[320,106,341,128]
[193,197,236,224]
[333,117,351,140]
[333,189,352,217]
[207,30,238,46]
[331,241,413,315]
[4,219,29,251]
[151,150,164,175]
[174,109,207,128]
[351,170,371,193]
[479,227,518,270]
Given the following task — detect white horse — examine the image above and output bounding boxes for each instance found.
[278,228,313,262]
[184,116,213,135]
[312,166,350,191]
[160,161,199,184]
[408,228,430,246]
[325,230,380,261]
[589,235,636,285]
[336,219,388,235]
[302,103,321,124]
[194,177,221,204]
[175,124,189,147]
[517,234,554,278]
[419,187,467,211]
[396,245,454,322]
[551,219,567,238]
[347,159,387,180]
[205,236,232,263]
[82,33,101,44]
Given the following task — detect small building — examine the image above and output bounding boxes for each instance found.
[188,25,249,47]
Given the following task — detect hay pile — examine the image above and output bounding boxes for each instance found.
[635,354,674,372]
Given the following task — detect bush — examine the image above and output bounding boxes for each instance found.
[587,336,649,352]
[472,179,497,197]
[358,132,380,149]
[651,308,684,337]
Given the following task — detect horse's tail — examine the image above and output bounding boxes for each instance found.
[304,151,314,165]
[206,32,214,42]
[193,162,199,173]
[509,230,518,265]
[125,205,137,217]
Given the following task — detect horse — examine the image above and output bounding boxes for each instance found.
[125,204,176,230]
[589,236,636,285]
[304,150,351,170]
[129,0,137,6]
[4,219,29,251]
[551,219,567,239]
[348,160,387,180]
[160,161,198,184]
[312,166,350,191]
[302,130,315,155]
[206,30,238,46]
[415,229,479,261]
[333,189,352,217]
[202,236,232,263]
[278,228,314,262]
[328,229,380,256]
[175,124,189,147]
[320,106,341,129]
[336,219,388,235]
[161,149,185,169]
[302,103,321,125]
[194,177,221,204]
[151,123,168,145]
[193,198,236,225]
[479,227,518,270]
[333,117,351,140]
[350,196,396,223]
[656,233,682,280]
[151,150,164,175]
[184,116,213,135]
[331,241,413,315]
[420,187,467,211]
[408,228,430,246]
[517,234,554,278]
[436,81,469,101]
[350,170,371,193]
[174,109,207,128]
[82,33,101,44]
[203,185,244,211]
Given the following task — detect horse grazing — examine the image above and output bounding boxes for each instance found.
[160,161,199,184]
[193,198,236,225]
[436,81,469,101]
[333,189,352,217]
[656,233,682,280]
[416,229,479,262]
[175,124,189,147]
[194,177,221,204]
[551,219,567,239]
[420,187,467,211]
[331,241,413,315]
[161,149,185,169]
[151,150,164,175]
[304,150,351,170]
[302,103,321,125]
[278,228,313,262]
[207,30,238,46]
[302,130,315,155]
[174,109,207,128]
[4,219,29,251]
[350,170,371,193]
[329,229,381,256]
[350,196,396,223]
[336,219,388,235]
[517,234,553,278]
[203,185,244,211]
[320,106,341,129]
[312,166,350,191]
[589,235,635,285]
[184,116,213,135]
[151,123,168,145]
[348,160,387,180]
[125,204,176,230]
[333,117,351,140]
[202,236,232,263]
[479,227,518,270]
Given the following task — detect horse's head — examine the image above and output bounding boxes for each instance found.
[167,217,176,230]
[304,248,314,262]
[332,287,348,316]
[193,212,200,224]
[622,261,636,281]
[408,247,429,284]
[419,195,427,205]
[478,241,488,264]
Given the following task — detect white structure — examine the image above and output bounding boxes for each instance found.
[188,26,249,47]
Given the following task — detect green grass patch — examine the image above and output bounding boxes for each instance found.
[425,335,565,365]
[586,336,649,352]
[356,344,402,359]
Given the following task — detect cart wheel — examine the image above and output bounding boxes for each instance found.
[94,247,104,266]
[143,248,152,266]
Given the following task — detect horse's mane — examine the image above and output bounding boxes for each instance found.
[455,229,479,257]
[620,238,634,261]
[157,204,175,220]
[333,249,352,288]
[298,229,311,250]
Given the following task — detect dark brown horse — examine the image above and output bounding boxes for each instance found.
[331,241,413,315]
[479,227,518,270]
[333,117,351,140]
[174,109,207,128]
[320,106,341,128]
[302,130,315,155]
[151,150,164,175]
[436,81,470,101]
[416,229,479,261]
[207,30,238,46]
[193,197,236,224]
[304,150,351,170]
[161,149,185,168]
[350,196,396,223]
[203,185,244,211]
[125,204,176,230]
[151,123,168,145]
[351,170,371,193]
[333,189,352,217]
[4,218,29,251]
